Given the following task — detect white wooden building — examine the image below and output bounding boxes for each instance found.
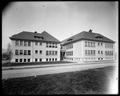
[61,29,115,62]
[10,31,60,63]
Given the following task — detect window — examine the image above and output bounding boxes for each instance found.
[101,51,103,54]
[85,41,87,47]
[49,43,51,47]
[20,41,23,46]
[28,41,31,46]
[88,50,90,55]
[46,51,48,55]
[15,59,18,62]
[55,51,57,55]
[52,51,54,55]
[20,59,22,62]
[39,42,42,45]
[46,58,48,61]
[39,58,42,62]
[66,51,73,56]
[55,44,57,48]
[15,40,19,46]
[88,42,90,47]
[93,50,95,55]
[49,51,51,55]
[49,58,51,61]
[46,43,48,47]
[55,58,57,61]
[35,58,37,62]
[24,59,26,62]
[98,42,100,46]
[93,42,95,47]
[15,50,19,55]
[24,41,27,46]
[66,44,73,49]
[91,42,92,47]
[24,50,27,55]
[35,50,38,54]
[28,59,30,62]
[101,43,103,46]
[39,50,42,54]
[28,50,31,55]
[85,50,87,55]
[35,42,38,45]
[52,43,54,48]
[98,50,100,54]
[52,58,54,61]
[20,50,23,55]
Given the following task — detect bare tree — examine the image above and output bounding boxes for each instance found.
[7,43,12,62]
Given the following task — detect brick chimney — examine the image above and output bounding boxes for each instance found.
[34,31,37,33]
[89,29,92,33]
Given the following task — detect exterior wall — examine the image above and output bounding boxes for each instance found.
[11,40,60,63]
[72,40,84,62]
[63,40,115,63]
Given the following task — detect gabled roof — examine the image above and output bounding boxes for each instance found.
[10,31,60,43]
[61,31,115,45]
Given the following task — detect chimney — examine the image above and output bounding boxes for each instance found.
[89,29,92,33]
[34,31,37,33]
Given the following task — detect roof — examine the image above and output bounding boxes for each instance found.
[61,31,115,45]
[10,31,60,43]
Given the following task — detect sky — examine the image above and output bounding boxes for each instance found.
[2,1,118,50]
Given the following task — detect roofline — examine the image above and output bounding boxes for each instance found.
[9,37,61,43]
[61,38,115,46]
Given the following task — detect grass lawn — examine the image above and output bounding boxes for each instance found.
[2,66,115,94]
[2,61,74,67]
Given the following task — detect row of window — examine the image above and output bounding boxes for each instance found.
[46,58,57,62]
[66,44,73,49]
[35,58,42,62]
[35,42,42,46]
[15,50,31,55]
[105,43,113,48]
[46,43,57,48]
[85,41,95,47]
[66,51,73,56]
[85,50,95,55]
[46,51,57,55]
[65,57,113,61]
[98,50,103,54]
[105,51,113,56]
[35,50,42,54]
[15,58,31,62]
[15,40,58,48]
[15,40,31,46]
[15,58,58,62]
[85,41,113,48]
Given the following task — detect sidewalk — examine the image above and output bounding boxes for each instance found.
[2,60,116,70]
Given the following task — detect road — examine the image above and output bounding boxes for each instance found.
[2,61,117,79]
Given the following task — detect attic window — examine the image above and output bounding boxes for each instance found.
[34,36,44,39]
[67,39,73,41]
[95,35,103,40]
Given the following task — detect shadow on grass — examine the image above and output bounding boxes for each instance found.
[2,66,115,94]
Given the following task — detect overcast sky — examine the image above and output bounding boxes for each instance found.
[2,1,118,49]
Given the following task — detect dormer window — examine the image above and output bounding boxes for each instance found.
[95,35,103,40]
[34,36,44,39]
[67,39,73,41]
